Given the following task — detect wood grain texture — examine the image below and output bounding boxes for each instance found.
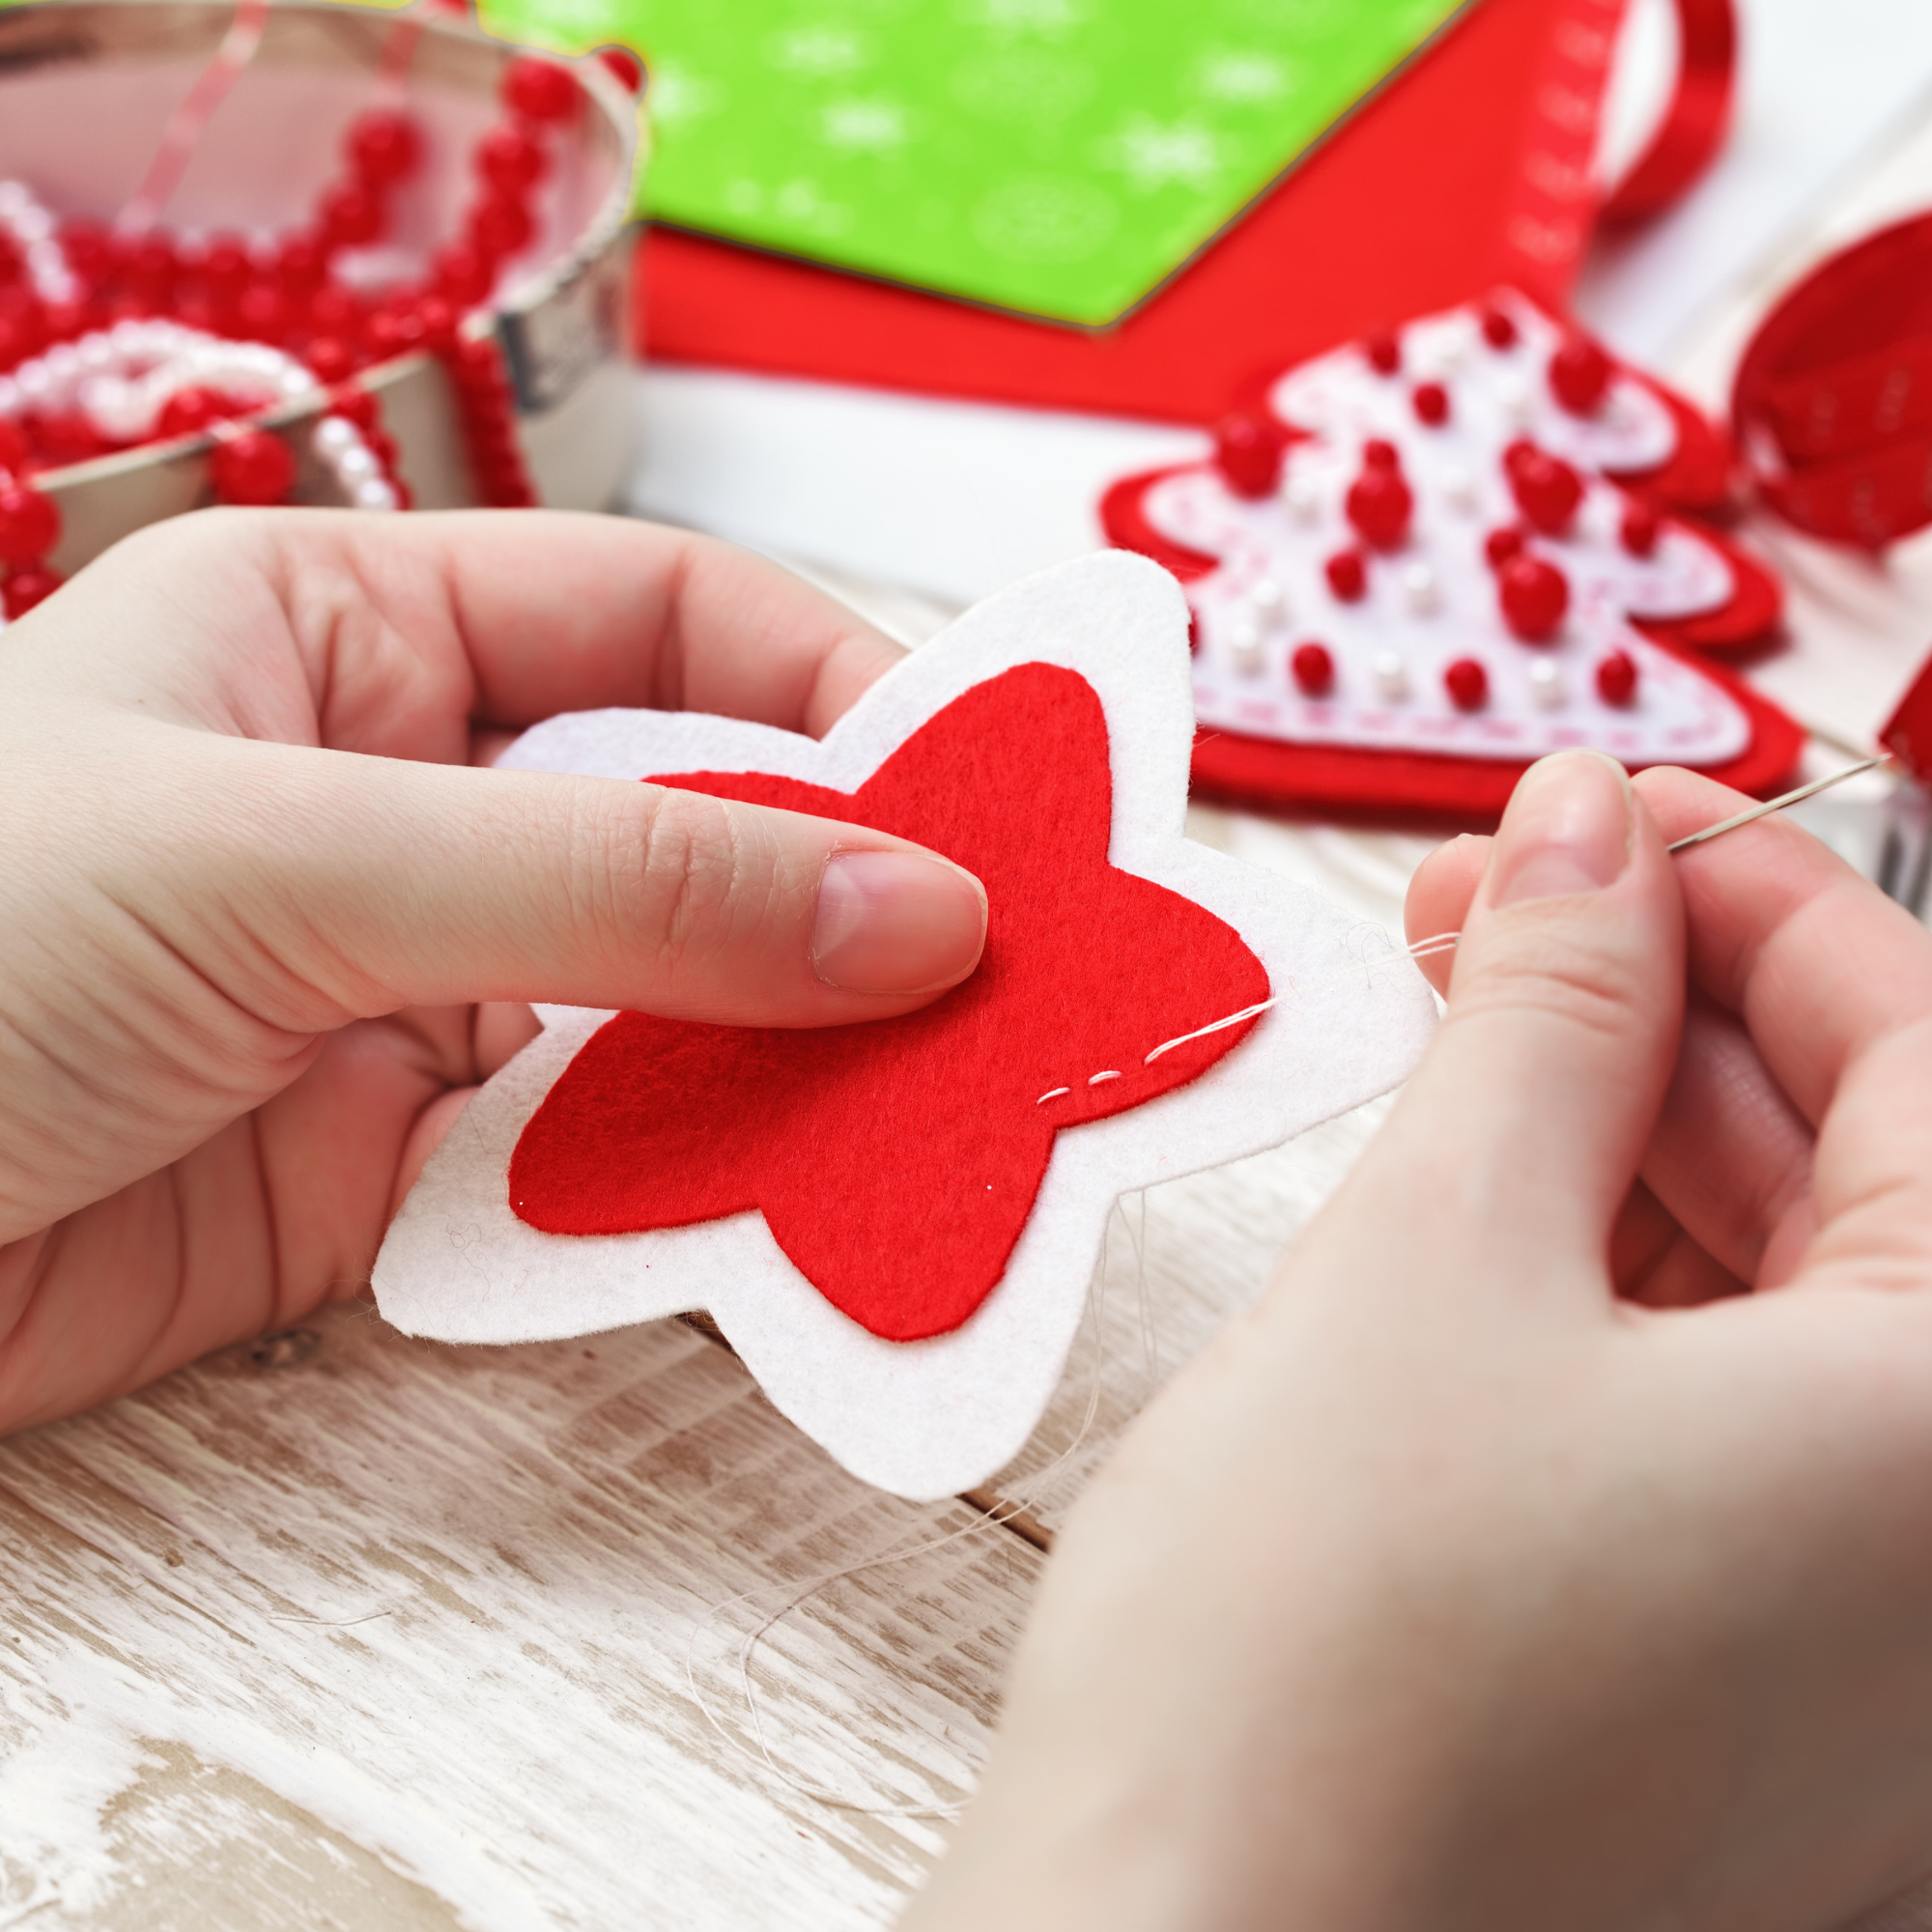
[0,1313,1042,1928]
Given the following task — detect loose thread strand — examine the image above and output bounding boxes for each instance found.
[120,0,271,234]
[683,1219,1121,1819]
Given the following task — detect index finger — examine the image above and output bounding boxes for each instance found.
[1632,765,1932,1126]
[58,507,905,762]
[357,509,907,738]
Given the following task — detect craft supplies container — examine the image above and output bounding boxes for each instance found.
[0,0,642,574]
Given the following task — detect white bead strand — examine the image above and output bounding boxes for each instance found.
[0,179,78,307]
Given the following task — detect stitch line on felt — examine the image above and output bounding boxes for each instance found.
[1029,929,1463,1107]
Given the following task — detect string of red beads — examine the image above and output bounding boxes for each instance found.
[0,52,581,510]
[0,422,61,614]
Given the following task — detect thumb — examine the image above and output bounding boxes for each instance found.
[154,731,989,1029]
[1370,750,1686,1289]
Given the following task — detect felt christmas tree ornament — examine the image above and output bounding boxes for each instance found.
[1099,291,1801,821]
[374,553,1436,1499]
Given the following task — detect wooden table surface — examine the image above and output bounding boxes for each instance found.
[15,83,1932,1932]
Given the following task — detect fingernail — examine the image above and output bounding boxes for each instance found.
[811,850,988,994]
[1490,751,1633,907]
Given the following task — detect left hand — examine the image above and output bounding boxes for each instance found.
[0,508,987,1432]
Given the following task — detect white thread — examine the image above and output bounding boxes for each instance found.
[1137,929,1463,1070]
[1036,1086,1070,1104]
[1088,1069,1122,1085]
[1143,999,1276,1065]
[683,1247,1115,1820]
[120,0,271,235]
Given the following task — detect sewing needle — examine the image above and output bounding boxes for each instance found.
[1667,754,1893,853]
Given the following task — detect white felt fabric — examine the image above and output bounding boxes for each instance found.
[1266,292,1680,476]
[374,553,1436,1499]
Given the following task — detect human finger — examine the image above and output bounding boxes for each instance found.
[1632,766,1932,1127]
[1403,831,1489,996]
[1608,1176,1748,1307]
[391,511,908,737]
[26,509,904,762]
[95,722,989,1029]
[1355,751,1685,1302]
[1408,782,1830,1286]
[1636,993,1814,1286]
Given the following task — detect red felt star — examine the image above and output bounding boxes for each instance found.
[508,664,1271,1342]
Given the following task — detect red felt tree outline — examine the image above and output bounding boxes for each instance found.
[507,665,1272,1342]
[1100,444,1801,823]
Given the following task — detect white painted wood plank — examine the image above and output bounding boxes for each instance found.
[0,1310,1040,1928]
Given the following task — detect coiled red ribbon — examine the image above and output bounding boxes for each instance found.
[1733,213,1932,547]
[1600,0,1739,228]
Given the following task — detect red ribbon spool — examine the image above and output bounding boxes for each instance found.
[1599,0,1739,229]
[1733,212,1932,547]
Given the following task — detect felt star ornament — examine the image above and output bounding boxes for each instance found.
[374,553,1435,1499]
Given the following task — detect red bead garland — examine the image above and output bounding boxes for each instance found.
[0,478,59,562]
[0,461,62,615]
[210,426,296,505]
[0,49,582,516]
[441,330,536,508]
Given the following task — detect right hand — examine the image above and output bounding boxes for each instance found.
[907,754,1932,1932]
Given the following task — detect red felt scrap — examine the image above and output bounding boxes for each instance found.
[1882,650,1932,785]
[638,0,1619,424]
[1188,654,1803,822]
[508,666,1271,1343]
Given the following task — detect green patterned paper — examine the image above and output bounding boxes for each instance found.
[484,0,1465,327]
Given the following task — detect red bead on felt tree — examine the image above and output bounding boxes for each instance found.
[1498,553,1570,641]
[1505,440,1583,534]
[1212,411,1284,499]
